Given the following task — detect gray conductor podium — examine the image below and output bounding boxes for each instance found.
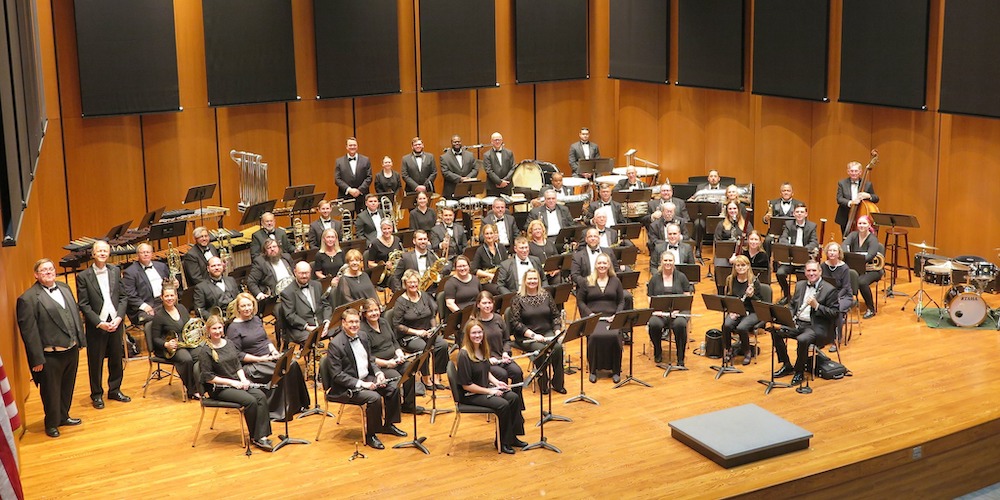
[668,403,812,468]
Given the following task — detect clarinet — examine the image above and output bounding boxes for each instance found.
[213,382,269,391]
[345,376,402,398]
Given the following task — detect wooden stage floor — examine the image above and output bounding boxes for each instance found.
[15,261,1000,499]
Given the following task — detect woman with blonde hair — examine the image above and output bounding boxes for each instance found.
[577,253,625,383]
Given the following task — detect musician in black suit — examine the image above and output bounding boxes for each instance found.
[76,241,130,409]
[541,172,575,197]
[439,135,480,199]
[496,237,544,294]
[279,261,332,345]
[182,226,221,287]
[334,137,373,207]
[648,222,695,273]
[645,183,690,227]
[307,199,344,249]
[527,189,574,245]
[568,127,600,178]
[429,206,467,259]
[360,298,422,414]
[647,201,689,239]
[16,259,87,437]
[590,207,624,249]
[835,160,879,235]
[570,228,621,291]
[585,183,625,225]
[192,257,239,319]
[355,194,384,244]
[122,242,173,325]
[766,183,804,222]
[776,204,819,303]
[613,166,647,191]
[696,169,726,191]
[392,230,443,284]
[247,239,294,301]
[323,308,406,450]
[772,261,840,386]
[250,212,294,261]
[481,197,520,249]
[483,132,516,196]
[401,136,436,194]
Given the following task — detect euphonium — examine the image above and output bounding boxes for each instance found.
[867,253,885,272]
[380,196,397,232]
[293,217,306,251]
[419,257,448,291]
[378,249,403,284]
[165,317,208,358]
[339,206,355,241]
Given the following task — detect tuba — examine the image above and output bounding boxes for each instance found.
[165,317,207,358]
[292,217,307,251]
[339,206,355,241]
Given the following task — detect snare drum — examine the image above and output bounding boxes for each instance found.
[562,176,590,195]
[923,269,951,286]
[946,285,988,327]
[595,174,626,186]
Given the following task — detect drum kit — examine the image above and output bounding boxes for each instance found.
[911,241,1000,328]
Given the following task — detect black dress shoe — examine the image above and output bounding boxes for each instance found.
[612,373,621,384]
[777,297,790,306]
[91,397,105,410]
[863,310,876,319]
[511,439,529,448]
[589,373,597,383]
[677,360,685,367]
[382,424,407,437]
[654,354,663,363]
[60,417,82,426]
[108,391,131,403]
[552,387,567,394]
[45,427,60,438]
[365,434,385,449]
[773,364,794,378]
[433,383,448,391]
[500,444,515,454]
[251,438,274,452]
[742,353,752,366]
[401,405,426,415]
[790,373,805,386]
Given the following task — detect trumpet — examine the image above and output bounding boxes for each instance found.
[293,217,306,251]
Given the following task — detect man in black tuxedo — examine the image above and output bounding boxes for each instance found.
[646,183,690,227]
[392,230,443,284]
[585,183,624,226]
[481,197,520,249]
[766,182,804,222]
[439,135,480,199]
[247,238,294,302]
[122,242,173,325]
[496,237,544,294]
[613,166,647,192]
[647,202,689,239]
[182,226,220,287]
[648,222,695,272]
[835,160,879,235]
[541,172,575,197]
[429,206,467,259]
[483,132,516,196]
[772,261,839,386]
[776,204,819,303]
[250,212,294,260]
[354,195,384,244]
[76,241,131,409]
[570,228,622,290]
[193,257,239,319]
[334,137,373,208]
[527,189,574,246]
[323,309,405,450]
[16,259,86,438]
[280,261,332,345]
[696,169,726,191]
[568,127,600,179]
[308,199,344,249]
[401,136,436,194]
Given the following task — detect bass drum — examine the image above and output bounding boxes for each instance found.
[511,161,544,193]
[946,285,987,327]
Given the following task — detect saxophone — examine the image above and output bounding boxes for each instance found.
[339,206,355,241]
[292,217,306,251]
[167,242,182,288]
[165,317,207,358]
[419,256,448,291]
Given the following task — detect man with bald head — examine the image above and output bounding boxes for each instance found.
[76,241,130,409]
[192,256,239,319]
[280,261,332,345]
[483,132,516,196]
[439,135,480,199]
[251,211,294,260]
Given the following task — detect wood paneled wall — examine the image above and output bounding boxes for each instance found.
[29,0,999,263]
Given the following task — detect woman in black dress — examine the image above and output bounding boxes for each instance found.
[577,253,625,383]
[367,219,403,290]
[373,155,403,197]
[313,228,344,281]
[715,201,753,242]
[722,255,762,365]
[391,269,448,388]
[336,249,379,306]
[509,269,566,394]
[646,252,694,366]
[822,241,853,349]
[842,215,883,318]
[199,315,275,451]
[455,320,527,454]
[408,191,437,231]
[728,230,768,269]
[473,291,523,407]
[443,256,481,317]
[473,223,508,287]
[526,219,561,284]
[149,286,200,400]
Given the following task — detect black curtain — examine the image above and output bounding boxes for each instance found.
[608,0,668,84]
[940,0,1000,119]
[514,0,588,84]
[419,0,496,91]
[676,0,744,91]
[314,0,400,99]
[751,0,828,101]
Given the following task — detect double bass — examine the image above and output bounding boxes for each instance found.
[843,149,880,237]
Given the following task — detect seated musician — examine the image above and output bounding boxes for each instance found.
[571,227,623,289]
[360,299,422,414]
[149,286,200,400]
[508,272,566,394]
[842,215,883,319]
[392,230,445,289]
[367,219,403,291]
[335,249,378,306]
[429,206,467,259]
[590,207,623,248]
[227,293,309,420]
[481,198,520,249]
[578,253,626,383]
[714,201,753,243]
[122,242,174,325]
[525,220,562,284]
[250,212,294,261]
[496,237,544,295]
[278,262,332,346]
[723,184,749,218]
[198,315,274,452]
[391,269,448,390]
[648,221,694,273]
[771,261,839,386]
[323,308,406,450]
[728,230,768,269]
[775,204,819,304]
[408,191,437,232]
[697,169,724,191]
[473,291,524,406]
[647,252,695,365]
[192,257,239,319]
[526,189,574,246]
[355,194,385,244]
[247,238,294,302]
[766,182,802,222]
[443,256,481,318]
[181,226,220,287]
[313,228,344,281]
[455,320,527,454]
[821,241,855,352]
[646,182,689,228]
[613,166,646,191]
[692,170,726,259]
[647,201,688,239]
[585,183,624,226]
[543,172,575,197]
[721,255,762,366]
[472,223,508,287]
[307,199,344,250]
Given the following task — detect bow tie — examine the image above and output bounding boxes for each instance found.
[413,153,422,158]
[418,254,427,259]
[369,212,378,217]
[348,335,360,342]
[668,245,678,250]
[547,208,556,213]
[797,225,805,229]
[581,142,589,145]
[321,218,332,224]
[599,230,606,234]
[519,261,529,266]
[348,157,357,161]
[143,265,153,271]
[47,285,59,293]
[212,279,224,285]
[591,249,600,255]
[299,284,310,290]
[445,225,453,230]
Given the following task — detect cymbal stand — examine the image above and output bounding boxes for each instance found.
[900,251,940,321]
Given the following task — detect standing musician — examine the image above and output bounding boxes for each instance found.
[472,223,508,287]
[182,226,221,287]
[439,135,480,200]
[483,132,516,196]
[392,230,443,285]
[279,261,332,346]
[192,257,239,319]
[150,286,200,400]
[648,222,695,274]
[481,198,520,249]
[355,194,385,244]
[578,253,626,384]
[525,220,561,284]
[729,230,768,269]
[250,212,294,261]
[76,240,131,409]
[527,189,574,246]
[334,249,379,306]
[408,191,437,232]
[775,203,819,304]
[771,261,839,386]
[17,259,86,438]
[842,215,883,319]
[443,256,481,317]
[122,242,175,326]
[646,182,690,228]
[199,315,275,452]
[473,291,524,406]
[392,269,448,390]
[835,160,879,236]
[568,127,600,179]
[367,219,403,290]
[455,320,528,454]
[613,166,647,191]
[585,183,625,226]
[324,308,406,450]
[360,299,423,415]
[312,228,344,281]
[721,255,762,366]
[496,237,544,295]
[509,271,566,394]
[248,238,294,302]
[373,156,403,199]
[402,137,436,194]
[647,252,695,365]
[308,200,345,250]
[334,137,373,209]
[429,206,467,259]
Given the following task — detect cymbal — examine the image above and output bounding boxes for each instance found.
[909,241,938,250]
[925,261,971,274]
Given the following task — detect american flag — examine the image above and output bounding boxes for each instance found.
[0,354,23,499]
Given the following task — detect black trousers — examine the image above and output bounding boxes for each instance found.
[401,336,449,377]
[776,264,800,299]
[771,322,828,374]
[488,362,525,409]
[647,316,689,362]
[329,380,402,436]
[170,347,199,398]
[858,270,883,311]
[39,348,79,429]
[515,339,565,391]
[86,325,125,398]
[460,391,525,445]
[722,313,759,356]
[213,387,272,441]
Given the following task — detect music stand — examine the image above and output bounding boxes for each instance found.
[494,292,515,315]
[282,184,315,202]
[702,294,747,379]
[147,221,187,244]
[649,295,694,376]
[522,333,567,454]
[453,180,486,199]
[617,271,640,290]
[614,246,639,268]
[871,212,919,297]
[105,220,133,240]
[563,314,601,405]
[610,309,654,389]
[139,206,166,229]
[239,200,278,226]
[330,299,366,330]
[341,238,367,254]
[768,217,793,237]
[419,325,452,424]
[392,346,434,454]
[751,301,796,394]
[269,348,310,451]
[297,326,336,420]
[543,254,570,276]
[385,289,404,309]
[333,198,356,214]
[676,263,702,284]
[183,183,217,226]
[398,229,416,248]
[400,192,420,212]
[556,226,583,251]
[291,192,325,216]
[579,158,614,177]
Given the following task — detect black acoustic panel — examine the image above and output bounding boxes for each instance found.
[419,0,496,92]
[74,0,179,116]
[940,0,1000,118]
[314,0,399,99]
[677,0,744,91]
[202,0,297,106]
[514,0,588,84]
[840,0,929,110]
[609,0,668,84]
[752,0,828,101]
